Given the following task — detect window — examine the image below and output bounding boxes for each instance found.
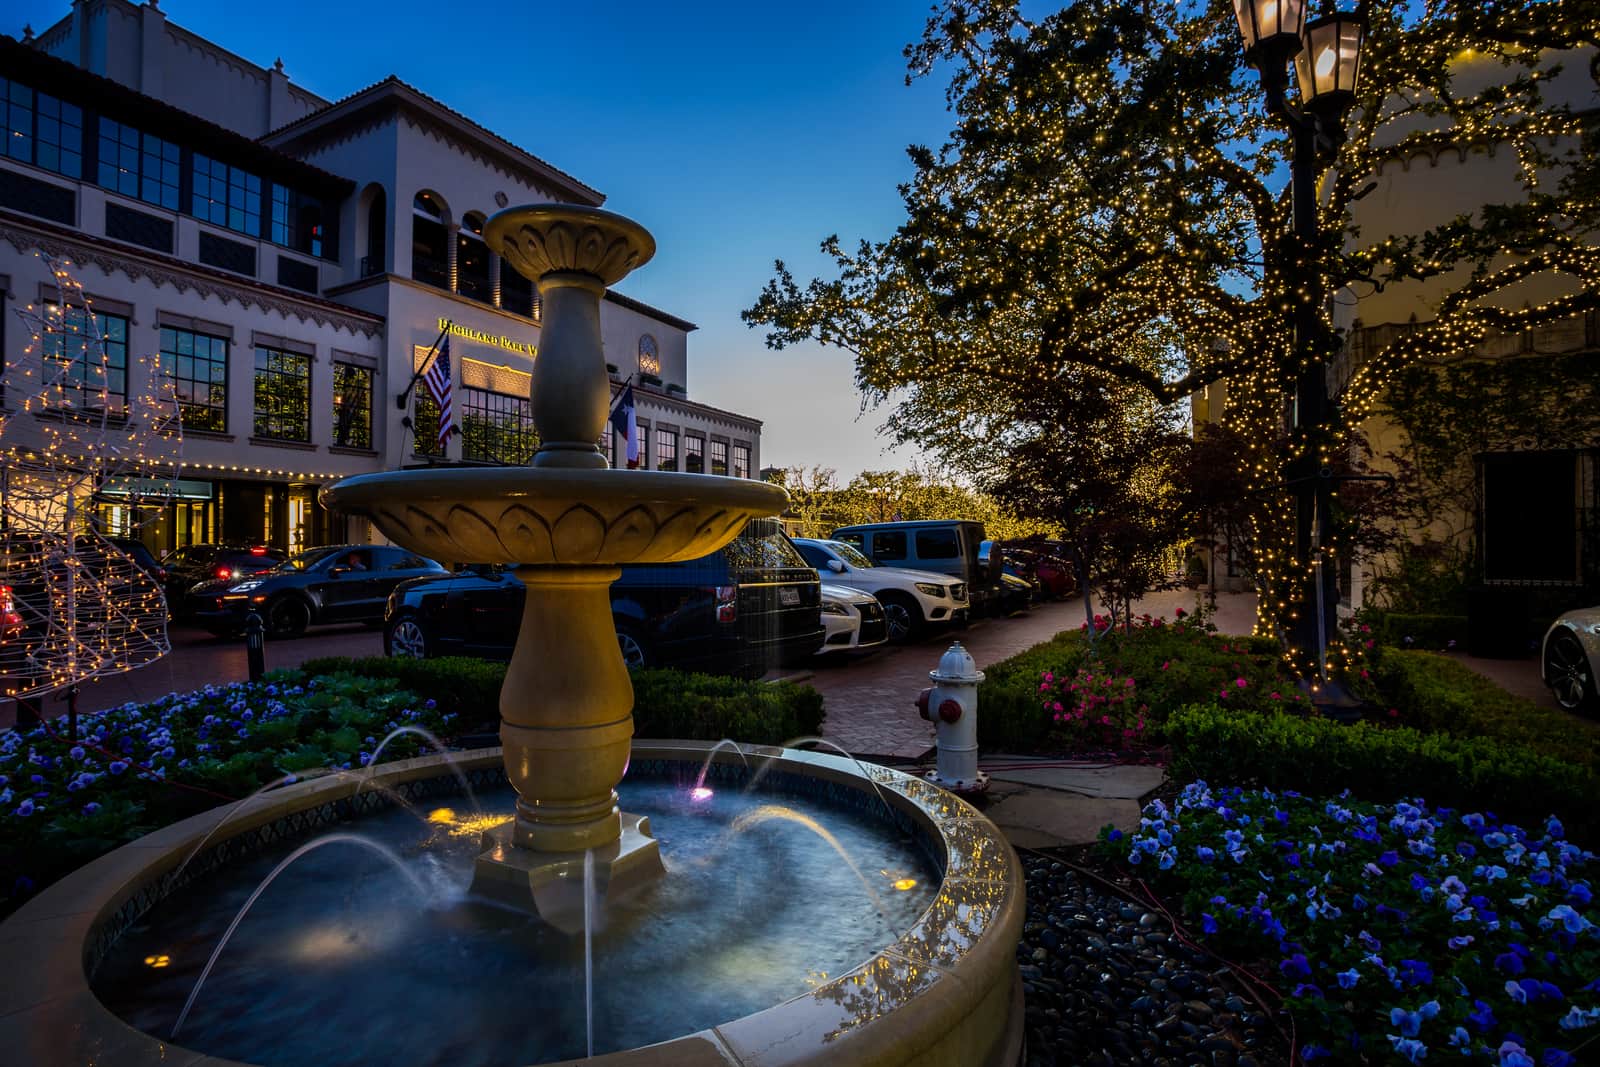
[461,387,535,464]
[458,213,490,303]
[271,184,327,257]
[413,392,443,456]
[159,327,228,432]
[502,263,534,317]
[685,434,705,474]
[870,530,907,561]
[2,79,82,178]
[638,334,660,376]
[411,191,449,290]
[733,444,750,480]
[97,119,179,210]
[332,362,373,449]
[710,440,728,477]
[656,427,678,471]
[42,303,128,410]
[253,346,310,441]
[916,528,961,559]
[192,154,261,236]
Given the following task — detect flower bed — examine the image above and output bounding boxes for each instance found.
[0,671,448,917]
[1102,782,1599,1065]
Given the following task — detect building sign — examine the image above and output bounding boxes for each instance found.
[438,318,537,358]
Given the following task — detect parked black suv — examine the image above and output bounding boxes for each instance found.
[383,520,825,676]
[161,543,288,615]
[189,544,446,637]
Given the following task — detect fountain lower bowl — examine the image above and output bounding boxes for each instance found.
[0,741,1023,1067]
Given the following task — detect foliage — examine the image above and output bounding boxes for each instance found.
[743,0,1600,669]
[1102,783,1599,1065]
[1359,612,1469,652]
[297,656,825,746]
[762,463,1048,541]
[1371,651,1600,774]
[976,611,1307,752]
[1165,706,1597,840]
[0,672,449,916]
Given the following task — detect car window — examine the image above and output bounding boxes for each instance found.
[337,549,374,571]
[277,546,344,572]
[389,553,430,570]
[723,523,808,570]
[835,532,864,549]
[794,543,831,569]
[871,530,907,562]
[827,541,874,569]
[916,529,961,560]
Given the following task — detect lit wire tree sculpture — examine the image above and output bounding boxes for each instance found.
[0,255,183,704]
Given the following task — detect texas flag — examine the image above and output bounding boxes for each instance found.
[609,383,639,468]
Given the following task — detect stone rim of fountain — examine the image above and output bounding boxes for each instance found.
[0,742,1024,1067]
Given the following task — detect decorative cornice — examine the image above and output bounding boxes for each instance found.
[398,112,562,200]
[0,216,384,339]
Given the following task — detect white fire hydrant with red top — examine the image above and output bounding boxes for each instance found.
[916,641,989,794]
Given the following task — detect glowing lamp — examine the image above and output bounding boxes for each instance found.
[1295,14,1364,114]
[1231,0,1307,67]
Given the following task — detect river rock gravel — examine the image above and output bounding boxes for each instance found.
[1017,853,1287,1067]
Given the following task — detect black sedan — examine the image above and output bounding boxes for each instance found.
[189,544,446,637]
[161,543,287,614]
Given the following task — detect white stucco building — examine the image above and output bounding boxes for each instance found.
[1,0,761,555]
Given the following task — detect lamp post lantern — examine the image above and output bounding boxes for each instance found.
[1236,4,1365,696]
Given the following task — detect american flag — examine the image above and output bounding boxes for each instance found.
[423,336,455,449]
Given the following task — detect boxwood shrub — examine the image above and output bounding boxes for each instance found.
[1365,611,1468,650]
[1166,703,1597,841]
[298,656,824,747]
[1372,650,1600,772]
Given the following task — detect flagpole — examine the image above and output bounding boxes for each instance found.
[396,321,452,410]
[605,374,635,417]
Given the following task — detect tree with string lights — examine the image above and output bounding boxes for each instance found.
[744,0,1599,684]
[1,256,183,723]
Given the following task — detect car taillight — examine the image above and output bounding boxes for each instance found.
[249,546,269,556]
[156,567,168,582]
[0,585,20,628]
[714,585,737,623]
[214,565,234,580]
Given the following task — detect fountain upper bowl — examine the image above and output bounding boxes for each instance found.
[319,467,789,566]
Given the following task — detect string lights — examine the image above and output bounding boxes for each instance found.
[1,254,184,700]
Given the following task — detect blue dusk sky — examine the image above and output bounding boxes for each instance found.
[11,0,960,479]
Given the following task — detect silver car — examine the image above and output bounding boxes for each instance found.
[1541,608,1600,713]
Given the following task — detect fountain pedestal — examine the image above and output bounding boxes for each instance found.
[321,205,788,929]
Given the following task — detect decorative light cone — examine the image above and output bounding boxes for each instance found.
[322,205,788,928]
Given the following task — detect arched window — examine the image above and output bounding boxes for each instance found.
[458,210,491,303]
[363,185,386,275]
[638,334,661,377]
[412,190,449,290]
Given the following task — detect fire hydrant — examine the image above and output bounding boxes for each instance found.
[916,641,988,794]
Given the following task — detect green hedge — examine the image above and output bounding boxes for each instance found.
[1368,612,1468,650]
[976,630,1088,751]
[299,656,824,747]
[1372,649,1600,772]
[1166,703,1597,839]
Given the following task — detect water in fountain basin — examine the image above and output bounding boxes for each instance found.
[95,771,938,1066]
[690,737,751,800]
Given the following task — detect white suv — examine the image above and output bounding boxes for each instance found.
[793,538,968,642]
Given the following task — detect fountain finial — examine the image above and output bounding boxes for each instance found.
[484,205,656,469]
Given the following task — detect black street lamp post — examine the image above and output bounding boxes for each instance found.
[1233,1,1366,692]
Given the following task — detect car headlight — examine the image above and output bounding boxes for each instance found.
[914,583,945,597]
[822,601,849,616]
[229,580,263,593]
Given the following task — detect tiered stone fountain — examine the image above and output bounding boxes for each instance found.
[324,205,788,926]
[0,204,1026,1067]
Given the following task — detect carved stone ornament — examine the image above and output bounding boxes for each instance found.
[484,204,655,286]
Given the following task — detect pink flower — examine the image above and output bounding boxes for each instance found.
[1270,692,1281,700]
[1124,678,1136,688]
[1388,708,1399,719]
[1043,672,1054,683]
[1235,678,1248,689]
[1160,661,1170,671]
[1175,607,1187,618]
[1052,702,1064,712]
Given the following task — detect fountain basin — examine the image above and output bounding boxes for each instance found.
[320,468,789,566]
[0,742,1024,1067]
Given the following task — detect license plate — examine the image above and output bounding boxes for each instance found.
[778,587,800,607]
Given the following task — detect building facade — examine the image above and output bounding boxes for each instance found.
[1,0,760,556]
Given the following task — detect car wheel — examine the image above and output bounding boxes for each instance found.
[386,614,432,659]
[266,597,311,639]
[1544,628,1597,713]
[616,626,650,669]
[877,592,922,644]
